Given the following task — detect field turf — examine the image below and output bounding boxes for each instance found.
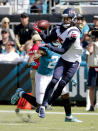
[0,105,98,131]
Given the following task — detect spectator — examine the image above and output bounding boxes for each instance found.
[30,0,43,13]
[0,29,11,53]
[0,17,15,41]
[19,40,34,61]
[30,33,42,69]
[24,40,35,97]
[20,35,42,100]
[77,14,90,48]
[28,34,42,99]
[30,0,49,14]
[86,15,98,111]
[0,40,20,63]
[14,12,36,51]
[24,40,34,56]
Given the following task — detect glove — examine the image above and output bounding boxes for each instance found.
[33,26,42,33]
[33,22,42,33]
[30,61,37,66]
[26,61,37,68]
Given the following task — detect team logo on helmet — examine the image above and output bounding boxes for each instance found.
[62,8,76,18]
[62,8,77,28]
[69,9,75,16]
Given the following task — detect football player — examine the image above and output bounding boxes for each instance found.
[11,38,79,122]
[33,8,83,121]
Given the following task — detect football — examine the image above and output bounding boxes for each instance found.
[38,20,50,30]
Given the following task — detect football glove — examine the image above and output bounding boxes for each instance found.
[33,22,42,33]
[26,61,37,68]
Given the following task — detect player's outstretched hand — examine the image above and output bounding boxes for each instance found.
[33,22,42,33]
[33,26,42,33]
[39,44,48,47]
[25,61,37,69]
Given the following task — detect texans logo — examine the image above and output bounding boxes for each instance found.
[71,33,77,38]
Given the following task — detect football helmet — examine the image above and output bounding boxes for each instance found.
[62,8,77,28]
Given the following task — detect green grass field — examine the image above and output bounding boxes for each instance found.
[0,105,98,131]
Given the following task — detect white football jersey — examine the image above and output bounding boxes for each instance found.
[56,26,83,63]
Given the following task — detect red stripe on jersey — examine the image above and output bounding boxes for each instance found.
[71,33,77,38]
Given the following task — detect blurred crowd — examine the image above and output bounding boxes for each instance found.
[0,0,59,14]
[0,0,98,14]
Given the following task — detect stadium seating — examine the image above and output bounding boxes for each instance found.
[51,4,98,14]
[0,5,13,15]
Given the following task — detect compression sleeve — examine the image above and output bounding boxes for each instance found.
[39,28,58,43]
[45,37,76,54]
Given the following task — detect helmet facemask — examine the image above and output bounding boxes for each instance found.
[62,8,77,28]
[62,16,72,28]
[52,39,60,47]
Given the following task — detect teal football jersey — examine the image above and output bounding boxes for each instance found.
[37,44,60,76]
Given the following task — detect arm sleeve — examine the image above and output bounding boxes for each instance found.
[39,28,58,43]
[45,37,76,54]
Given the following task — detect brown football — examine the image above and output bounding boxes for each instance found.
[38,20,50,30]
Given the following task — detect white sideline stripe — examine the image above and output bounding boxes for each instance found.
[0,110,98,115]
[0,123,28,126]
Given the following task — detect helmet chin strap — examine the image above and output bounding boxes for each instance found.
[62,23,70,28]
[52,42,59,47]
[62,12,77,29]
